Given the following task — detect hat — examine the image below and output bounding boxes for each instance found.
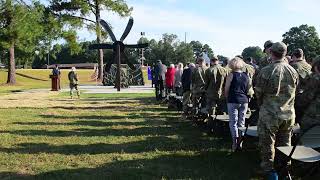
[270,42,287,56]
[263,40,273,53]
[211,55,219,61]
[235,55,244,60]
[292,48,304,58]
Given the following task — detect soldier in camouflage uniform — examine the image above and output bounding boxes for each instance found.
[290,49,312,123]
[255,42,298,175]
[258,40,274,69]
[68,67,80,99]
[290,48,312,93]
[191,57,208,115]
[204,56,227,119]
[297,56,320,131]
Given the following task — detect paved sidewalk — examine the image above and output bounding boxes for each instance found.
[79,85,154,94]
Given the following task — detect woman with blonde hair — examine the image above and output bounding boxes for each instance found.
[224,57,251,151]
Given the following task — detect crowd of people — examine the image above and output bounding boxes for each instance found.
[151,40,320,178]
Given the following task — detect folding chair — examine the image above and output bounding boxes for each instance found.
[276,124,320,180]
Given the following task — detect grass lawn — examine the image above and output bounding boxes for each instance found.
[0,92,263,180]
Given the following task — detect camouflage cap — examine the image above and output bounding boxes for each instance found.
[235,55,244,60]
[292,48,304,58]
[263,40,273,52]
[270,42,287,56]
[211,55,218,61]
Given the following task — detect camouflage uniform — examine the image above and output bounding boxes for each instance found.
[290,59,312,123]
[290,59,312,93]
[297,57,320,131]
[204,64,227,116]
[191,65,208,112]
[255,43,298,172]
[242,63,255,97]
[258,40,274,70]
[258,56,272,71]
[298,73,320,131]
[68,70,80,98]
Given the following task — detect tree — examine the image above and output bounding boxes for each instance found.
[174,42,194,64]
[190,40,202,57]
[217,55,229,66]
[282,24,320,61]
[50,0,132,81]
[203,44,214,58]
[241,46,264,62]
[0,0,45,84]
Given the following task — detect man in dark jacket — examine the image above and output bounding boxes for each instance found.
[181,63,195,114]
[154,60,167,100]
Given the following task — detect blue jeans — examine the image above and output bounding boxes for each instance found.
[227,103,248,138]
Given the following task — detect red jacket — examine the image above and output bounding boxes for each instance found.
[165,67,176,89]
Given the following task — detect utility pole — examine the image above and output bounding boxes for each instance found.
[184,32,187,44]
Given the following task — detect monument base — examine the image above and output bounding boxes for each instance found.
[103,64,145,88]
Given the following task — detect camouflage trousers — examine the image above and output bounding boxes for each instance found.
[258,115,294,172]
[182,90,191,113]
[191,92,206,114]
[70,83,80,98]
[205,97,218,116]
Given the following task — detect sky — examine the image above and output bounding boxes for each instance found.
[77,0,320,57]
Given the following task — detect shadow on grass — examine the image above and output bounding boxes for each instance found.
[0,151,261,180]
[16,72,49,82]
[0,135,227,155]
[0,125,176,137]
[13,119,166,127]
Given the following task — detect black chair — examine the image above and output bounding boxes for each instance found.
[276,124,320,180]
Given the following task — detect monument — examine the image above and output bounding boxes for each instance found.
[89,17,148,91]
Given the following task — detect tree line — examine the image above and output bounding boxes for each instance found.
[1,1,320,85]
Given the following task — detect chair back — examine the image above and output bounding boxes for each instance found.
[301,124,320,148]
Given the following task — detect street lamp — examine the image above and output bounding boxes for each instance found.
[46,50,50,68]
[140,32,145,66]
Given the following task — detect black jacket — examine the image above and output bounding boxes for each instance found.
[181,68,192,92]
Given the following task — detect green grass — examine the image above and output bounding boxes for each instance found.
[0,69,151,94]
[0,92,263,180]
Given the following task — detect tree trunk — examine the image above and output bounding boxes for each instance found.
[7,42,16,84]
[95,3,104,81]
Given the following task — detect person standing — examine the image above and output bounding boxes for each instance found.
[205,56,227,127]
[255,42,298,177]
[296,56,320,132]
[68,67,80,99]
[290,48,312,123]
[191,57,208,115]
[258,40,273,69]
[154,60,167,100]
[165,64,176,94]
[174,63,184,96]
[224,57,251,151]
[290,48,312,94]
[52,64,61,90]
[181,63,195,116]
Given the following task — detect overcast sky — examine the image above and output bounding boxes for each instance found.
[77,0,320,57]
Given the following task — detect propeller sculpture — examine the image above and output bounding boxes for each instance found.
[89,17,148,91]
